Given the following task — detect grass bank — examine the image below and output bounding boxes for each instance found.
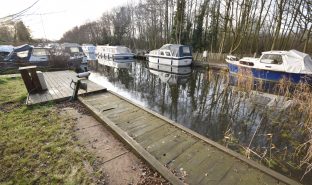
[0,77,99,184]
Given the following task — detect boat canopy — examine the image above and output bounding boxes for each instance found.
[13,44,33,52]
[160,44,192,57]
[5,44,34,61]
[261,50,312,74]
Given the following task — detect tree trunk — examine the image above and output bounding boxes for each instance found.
[271,0,285,50]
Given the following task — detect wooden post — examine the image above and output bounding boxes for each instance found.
[19,69,35,93]
[18,66,42,93]
[95,60,98,71]
[29,68,42,91]
[71,80,81,101]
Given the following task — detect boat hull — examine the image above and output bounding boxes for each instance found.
[228,63,312,83]
[147,55,192,67]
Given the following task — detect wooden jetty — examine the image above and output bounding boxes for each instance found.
[79,90,300,185]
[26,70,106,105]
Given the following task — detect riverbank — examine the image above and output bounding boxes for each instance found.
[192,60,228,70]
[0,76,168,184]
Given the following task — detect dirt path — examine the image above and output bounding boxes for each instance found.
[60,103,169,185]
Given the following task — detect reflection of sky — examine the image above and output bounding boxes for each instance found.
[90,72,148,108]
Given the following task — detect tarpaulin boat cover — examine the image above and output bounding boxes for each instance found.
[160,44,192,57]
[261,50,312,74]
[13,44,33,52]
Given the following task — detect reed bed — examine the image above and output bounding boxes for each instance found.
[229,70,312,182]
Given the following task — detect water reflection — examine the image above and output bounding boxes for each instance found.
[90,60,264,144]
[98,59,133,69]
[148,63,191,85]
[88,59,311,183]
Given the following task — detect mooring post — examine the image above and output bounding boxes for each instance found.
[95,60,98,71]
[72,79,81,100]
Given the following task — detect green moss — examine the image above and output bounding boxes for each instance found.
[0,77,96,184]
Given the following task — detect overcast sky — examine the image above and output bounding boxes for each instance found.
[0,0,131,40]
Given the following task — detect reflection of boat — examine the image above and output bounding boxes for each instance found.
[96,45,134,61]
[98,59,133,69]
[228,74,293,110]
[148,63,191,84]
[226,50,312,83]
[146,44,193,66]
[228,73,278,94]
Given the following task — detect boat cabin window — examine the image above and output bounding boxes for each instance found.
[239,60,254,66]
[16,50,29,58]
[165,51,171,56]
[260,54,283,65]
[182,46,191,56]
[160,51,165,56]
[69,47,80,53]
[32,48,49,56]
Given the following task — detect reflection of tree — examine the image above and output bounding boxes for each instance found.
[169,84,179,121]
[117,68,133,89]
[187,70,198,110]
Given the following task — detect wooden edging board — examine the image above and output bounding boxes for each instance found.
[78,96,184,185]
[106,90,301,185]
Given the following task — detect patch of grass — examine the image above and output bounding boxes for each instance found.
[0,77,26,105]
[0,77,97,184]
[0,68,19,75]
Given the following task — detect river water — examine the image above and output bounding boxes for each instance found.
[88,59,311,183]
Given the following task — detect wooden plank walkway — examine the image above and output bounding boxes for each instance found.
[27,71,106,105]
[79,91,300,185]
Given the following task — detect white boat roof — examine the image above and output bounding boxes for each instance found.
[262,50,310,59]
[0,45,14,52]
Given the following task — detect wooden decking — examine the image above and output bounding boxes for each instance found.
[79,91,300,185]
[27,71,106,105]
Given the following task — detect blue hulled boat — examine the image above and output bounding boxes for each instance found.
[226,50,312,83]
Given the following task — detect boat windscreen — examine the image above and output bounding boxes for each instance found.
[170,46,180,57]
[260,54,283,65]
